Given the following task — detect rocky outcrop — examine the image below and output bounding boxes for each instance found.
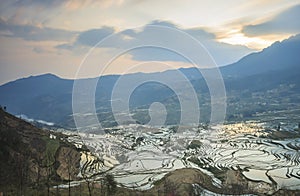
[56,146,81,181]
[146,168,278,195]
[223,169,276,195]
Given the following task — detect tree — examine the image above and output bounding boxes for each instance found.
[66,152,73,196]
[100,178,105,195]
[81,152,95,196]
[59,148,78,196]
[105,174,117,195]
[16,153,29,195]
[82,175,94,196]
[45,150,55,196]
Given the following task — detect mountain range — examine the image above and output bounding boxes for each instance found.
[0,34,299,128]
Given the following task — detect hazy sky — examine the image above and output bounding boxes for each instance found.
[0,0,300,84]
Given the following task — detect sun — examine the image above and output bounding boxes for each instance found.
[218,32,273,50]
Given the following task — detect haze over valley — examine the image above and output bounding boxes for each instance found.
[1,1,300,195]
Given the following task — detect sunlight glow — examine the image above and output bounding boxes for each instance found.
[218,33,273,50]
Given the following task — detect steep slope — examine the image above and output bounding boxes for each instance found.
[0,108,81,193]
[221,34,300,77]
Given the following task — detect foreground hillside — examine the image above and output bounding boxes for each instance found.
[1,108,300,195]
[0,107,81,194]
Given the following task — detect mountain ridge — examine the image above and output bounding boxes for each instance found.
[0,33,299,127]
[221,33,300,77]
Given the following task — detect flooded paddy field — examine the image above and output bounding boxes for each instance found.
[65,121,300,193]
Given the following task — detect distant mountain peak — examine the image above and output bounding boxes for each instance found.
[27,73,61,79]
[221,33,300,77]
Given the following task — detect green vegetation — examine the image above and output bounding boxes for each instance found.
[42,136,60,164]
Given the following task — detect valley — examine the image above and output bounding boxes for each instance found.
[1,106,299,195]
[57,119,300,195]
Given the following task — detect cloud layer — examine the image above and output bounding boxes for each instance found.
[55,20,253,66]
[0,18,78,41]
[243,4,300,36]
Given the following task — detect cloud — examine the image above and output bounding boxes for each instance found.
[32,47,45,54]
[243,4,300,36]
[56,20,253,66]
[149,20,179,29]
[1,0,124,11]
[120,21,253,65]
[0,18,78,41]
[54,26,119,53]
[64,0,125,10]
[76,27,115,46]
[55,43,74,50]
[13,0,63,7]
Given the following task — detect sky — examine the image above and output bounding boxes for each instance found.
[0,0,300,84]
